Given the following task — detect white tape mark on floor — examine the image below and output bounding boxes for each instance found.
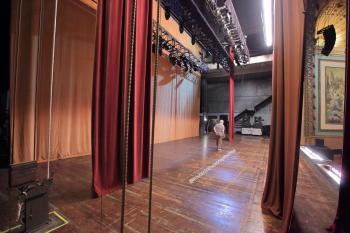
[189,149,236,184]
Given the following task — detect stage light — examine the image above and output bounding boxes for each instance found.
[169,54,177,66]
[183,64,188,72]
[176,59,182,67]
[165,6,171,20]
[262,0,273,47]
[162,40,173,51]
[179,22,184,34]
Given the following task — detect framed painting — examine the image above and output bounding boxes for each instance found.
[315,55,345,136]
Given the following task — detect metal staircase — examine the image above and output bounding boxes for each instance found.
[234,95,272,130]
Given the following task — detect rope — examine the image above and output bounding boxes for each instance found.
[148,0,161,232]
[47,0,58,179]
[120,0,137,232]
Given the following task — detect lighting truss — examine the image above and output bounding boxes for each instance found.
[204,0,250,64]
[161,0,249,71]
[153,22,209,74]
[161,0,232,71]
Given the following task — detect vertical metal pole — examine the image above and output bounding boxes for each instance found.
[47,0,58,179]
[34,0,44,161]
[148,0,161,232]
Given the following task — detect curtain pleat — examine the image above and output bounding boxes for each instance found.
[92,0,152,195]
[128,0,152,183]
[11,0,96,164]
[261,0,305,232]
[328,1,350,232]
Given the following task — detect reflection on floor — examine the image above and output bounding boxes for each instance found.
[0,135,338,233]
[147,135,281,233]
[291,151,338,233]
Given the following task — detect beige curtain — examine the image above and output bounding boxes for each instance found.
[11,0,96,164]
[154,56,200,144]
[261,0,305,232]
[10,0,41,163]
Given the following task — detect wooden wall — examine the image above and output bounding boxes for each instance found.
[154,56,200,144]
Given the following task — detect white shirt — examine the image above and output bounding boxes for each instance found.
[214,123,225,137]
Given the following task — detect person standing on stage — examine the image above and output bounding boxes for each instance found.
[213,120,225,151]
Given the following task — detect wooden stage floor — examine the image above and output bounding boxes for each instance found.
[0,135,338,233]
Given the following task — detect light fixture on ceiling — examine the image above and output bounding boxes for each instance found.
[165,6,171,20]
[179,22,184,34]
[191,35,196,45]
[262,0,273,47]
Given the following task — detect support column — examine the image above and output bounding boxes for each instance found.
[229,48,235,142]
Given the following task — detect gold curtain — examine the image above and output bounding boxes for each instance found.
[11,0,96,164]
[154,56,200,144]
[261,0,305,232]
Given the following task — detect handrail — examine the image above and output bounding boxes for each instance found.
[234,95,272,122]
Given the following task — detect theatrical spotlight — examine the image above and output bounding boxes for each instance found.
[179,22,184,34]
[183,63,189,72]
[163,39,175,52]
[176,59,182,67]
[191,35,196,45]
[165,6,171,20]
[169,54,177,66]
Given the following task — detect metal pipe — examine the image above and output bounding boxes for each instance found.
[148,0,160,232]
[47,0,58,179]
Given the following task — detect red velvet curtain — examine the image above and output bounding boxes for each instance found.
[229,47,235,142]
[128,0,152,183]
[328,1,350,232]
[92,0,152,196]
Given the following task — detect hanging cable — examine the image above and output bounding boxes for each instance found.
[47,0,58,179]
[120,0,138,232]
[148,0,161,232]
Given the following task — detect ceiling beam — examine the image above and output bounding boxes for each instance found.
[204,61,272,80]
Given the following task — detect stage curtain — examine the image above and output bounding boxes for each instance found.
[36,0,95,162]
[92,0,152,195]
[229,47,235,142]
[10,0,41,163]
[328,2,350,232]
[261,0,305,232]
[153,56,200,144]
[11,0,96,164]
[128,0,152,183]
